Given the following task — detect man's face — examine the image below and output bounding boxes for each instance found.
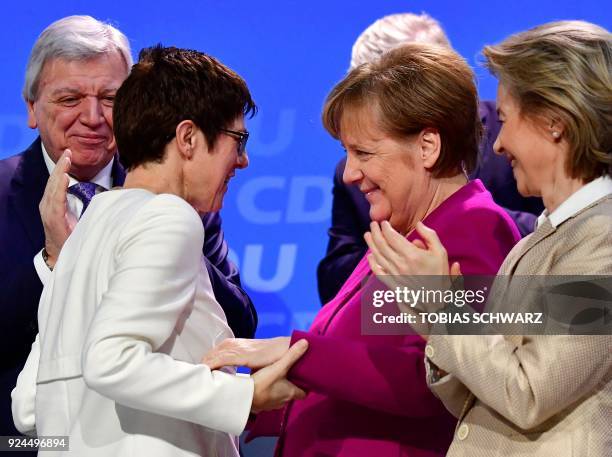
[27,52,128,181]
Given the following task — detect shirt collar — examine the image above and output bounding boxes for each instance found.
[536,176,612,229]
[41,142,114,190]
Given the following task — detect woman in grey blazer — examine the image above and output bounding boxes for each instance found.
[365,21,612,457]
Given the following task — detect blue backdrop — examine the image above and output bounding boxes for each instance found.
[1,1,610,339]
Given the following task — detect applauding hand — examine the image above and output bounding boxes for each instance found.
[364,221,462,324]
[364,220,459,278]
[39,149,77,268]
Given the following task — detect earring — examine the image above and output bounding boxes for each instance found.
[552,131,560,139]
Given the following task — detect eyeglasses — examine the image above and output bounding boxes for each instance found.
[220,128,249,157]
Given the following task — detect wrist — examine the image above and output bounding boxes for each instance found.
[42,247,56,271]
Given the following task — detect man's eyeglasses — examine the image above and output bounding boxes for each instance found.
[220,128,249,157]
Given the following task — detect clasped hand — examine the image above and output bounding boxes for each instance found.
[364,220,460,279]
[364,220,461,322]
[202,337,308,413]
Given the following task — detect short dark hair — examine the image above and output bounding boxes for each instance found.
[114,45,256,170]
[323,43,481,177]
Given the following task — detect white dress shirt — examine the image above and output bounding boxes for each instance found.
[536,175,612,228]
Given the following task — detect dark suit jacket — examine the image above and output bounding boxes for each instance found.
[317,101,545,304]
[0,138,257,439]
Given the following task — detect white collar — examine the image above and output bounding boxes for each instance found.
[536,176,612,229]
[41,142,114,190]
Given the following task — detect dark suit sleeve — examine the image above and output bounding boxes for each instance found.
[0,147,47,444]
[0,245,42,440]
[201,212,257,338]
[317,159,368,305]
[0,151,44,366]
[0,262,41,363]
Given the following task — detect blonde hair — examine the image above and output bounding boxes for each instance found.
[483,20,612,181]
[350,13,451,70]
[324,43,480,177]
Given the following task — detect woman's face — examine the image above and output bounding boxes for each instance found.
[340,108,435,234]
[493,84,560,198]
[185,116,249,213]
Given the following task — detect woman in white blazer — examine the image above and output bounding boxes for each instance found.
[11,45,307,457]
[365,21,612,457]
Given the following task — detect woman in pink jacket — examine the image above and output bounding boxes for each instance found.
[204,44,521,456]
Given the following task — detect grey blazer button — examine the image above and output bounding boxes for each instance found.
[425,345,435,358]
[457,423,469,440]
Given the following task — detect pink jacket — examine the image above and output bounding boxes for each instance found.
[249,180,521,456]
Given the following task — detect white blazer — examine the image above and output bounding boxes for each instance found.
[12,190,254,456]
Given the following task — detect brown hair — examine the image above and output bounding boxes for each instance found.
[114,45,256,170]
[483,20,612,181]
[323,43,481,177]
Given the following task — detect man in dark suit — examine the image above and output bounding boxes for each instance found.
[0,15,257,443]
[317,13,544,304]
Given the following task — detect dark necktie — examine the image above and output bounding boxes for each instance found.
[68,182,105,217]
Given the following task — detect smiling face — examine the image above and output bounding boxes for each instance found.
[27,52,128,181]
[493,83,562,198]
[340,107,436,234]
[184,117,249,213]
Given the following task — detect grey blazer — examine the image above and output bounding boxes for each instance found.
[427,195,612,457]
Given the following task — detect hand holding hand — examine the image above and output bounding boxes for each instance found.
[250,339,308,413]
[201,337,291,370]
[39,149,76,267]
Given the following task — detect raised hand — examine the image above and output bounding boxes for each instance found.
[364,221,462,322]
[250,339,309,413]
[201,337,290,370]
[39,149,77,267]
[364,220,457,277]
